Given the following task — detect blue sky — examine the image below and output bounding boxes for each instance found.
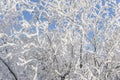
[116,0,120,4]
[30,0,39,3]
[0,0,119,52]
[15,0,119,38]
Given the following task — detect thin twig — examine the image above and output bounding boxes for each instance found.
[0,57,17,80]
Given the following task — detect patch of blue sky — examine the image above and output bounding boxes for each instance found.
[14,24,22,31]
[102,13,107,18]
[95,9,99,14]
[87,31,94,39]
[39,5,44,10]
[48,20,56,30]
[39,28,43,34]
[74,14,81,26]
[102,0,105,6]
[95,4,100,14]
[29,27,36,33]
[88,14,96,18]
[40,12,48,22]
[63,18,70,26]
[95,4,100,9]
[0,14,3,20]
[30,0,39,3]
[101,2,115,18]
[97,21,103,30]
[108,7,115,18]
[22,10,32,22]
[84,43,96,53]
[107,2,115,7]
[17,16,22,20]
[16,4,20,10]
[98,25,103,30]
[75,14,81,22]
[116,0,120,4]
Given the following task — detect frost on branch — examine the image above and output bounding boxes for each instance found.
[0,0,120,80]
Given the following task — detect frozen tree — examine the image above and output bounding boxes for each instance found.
[0,0,120,80]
